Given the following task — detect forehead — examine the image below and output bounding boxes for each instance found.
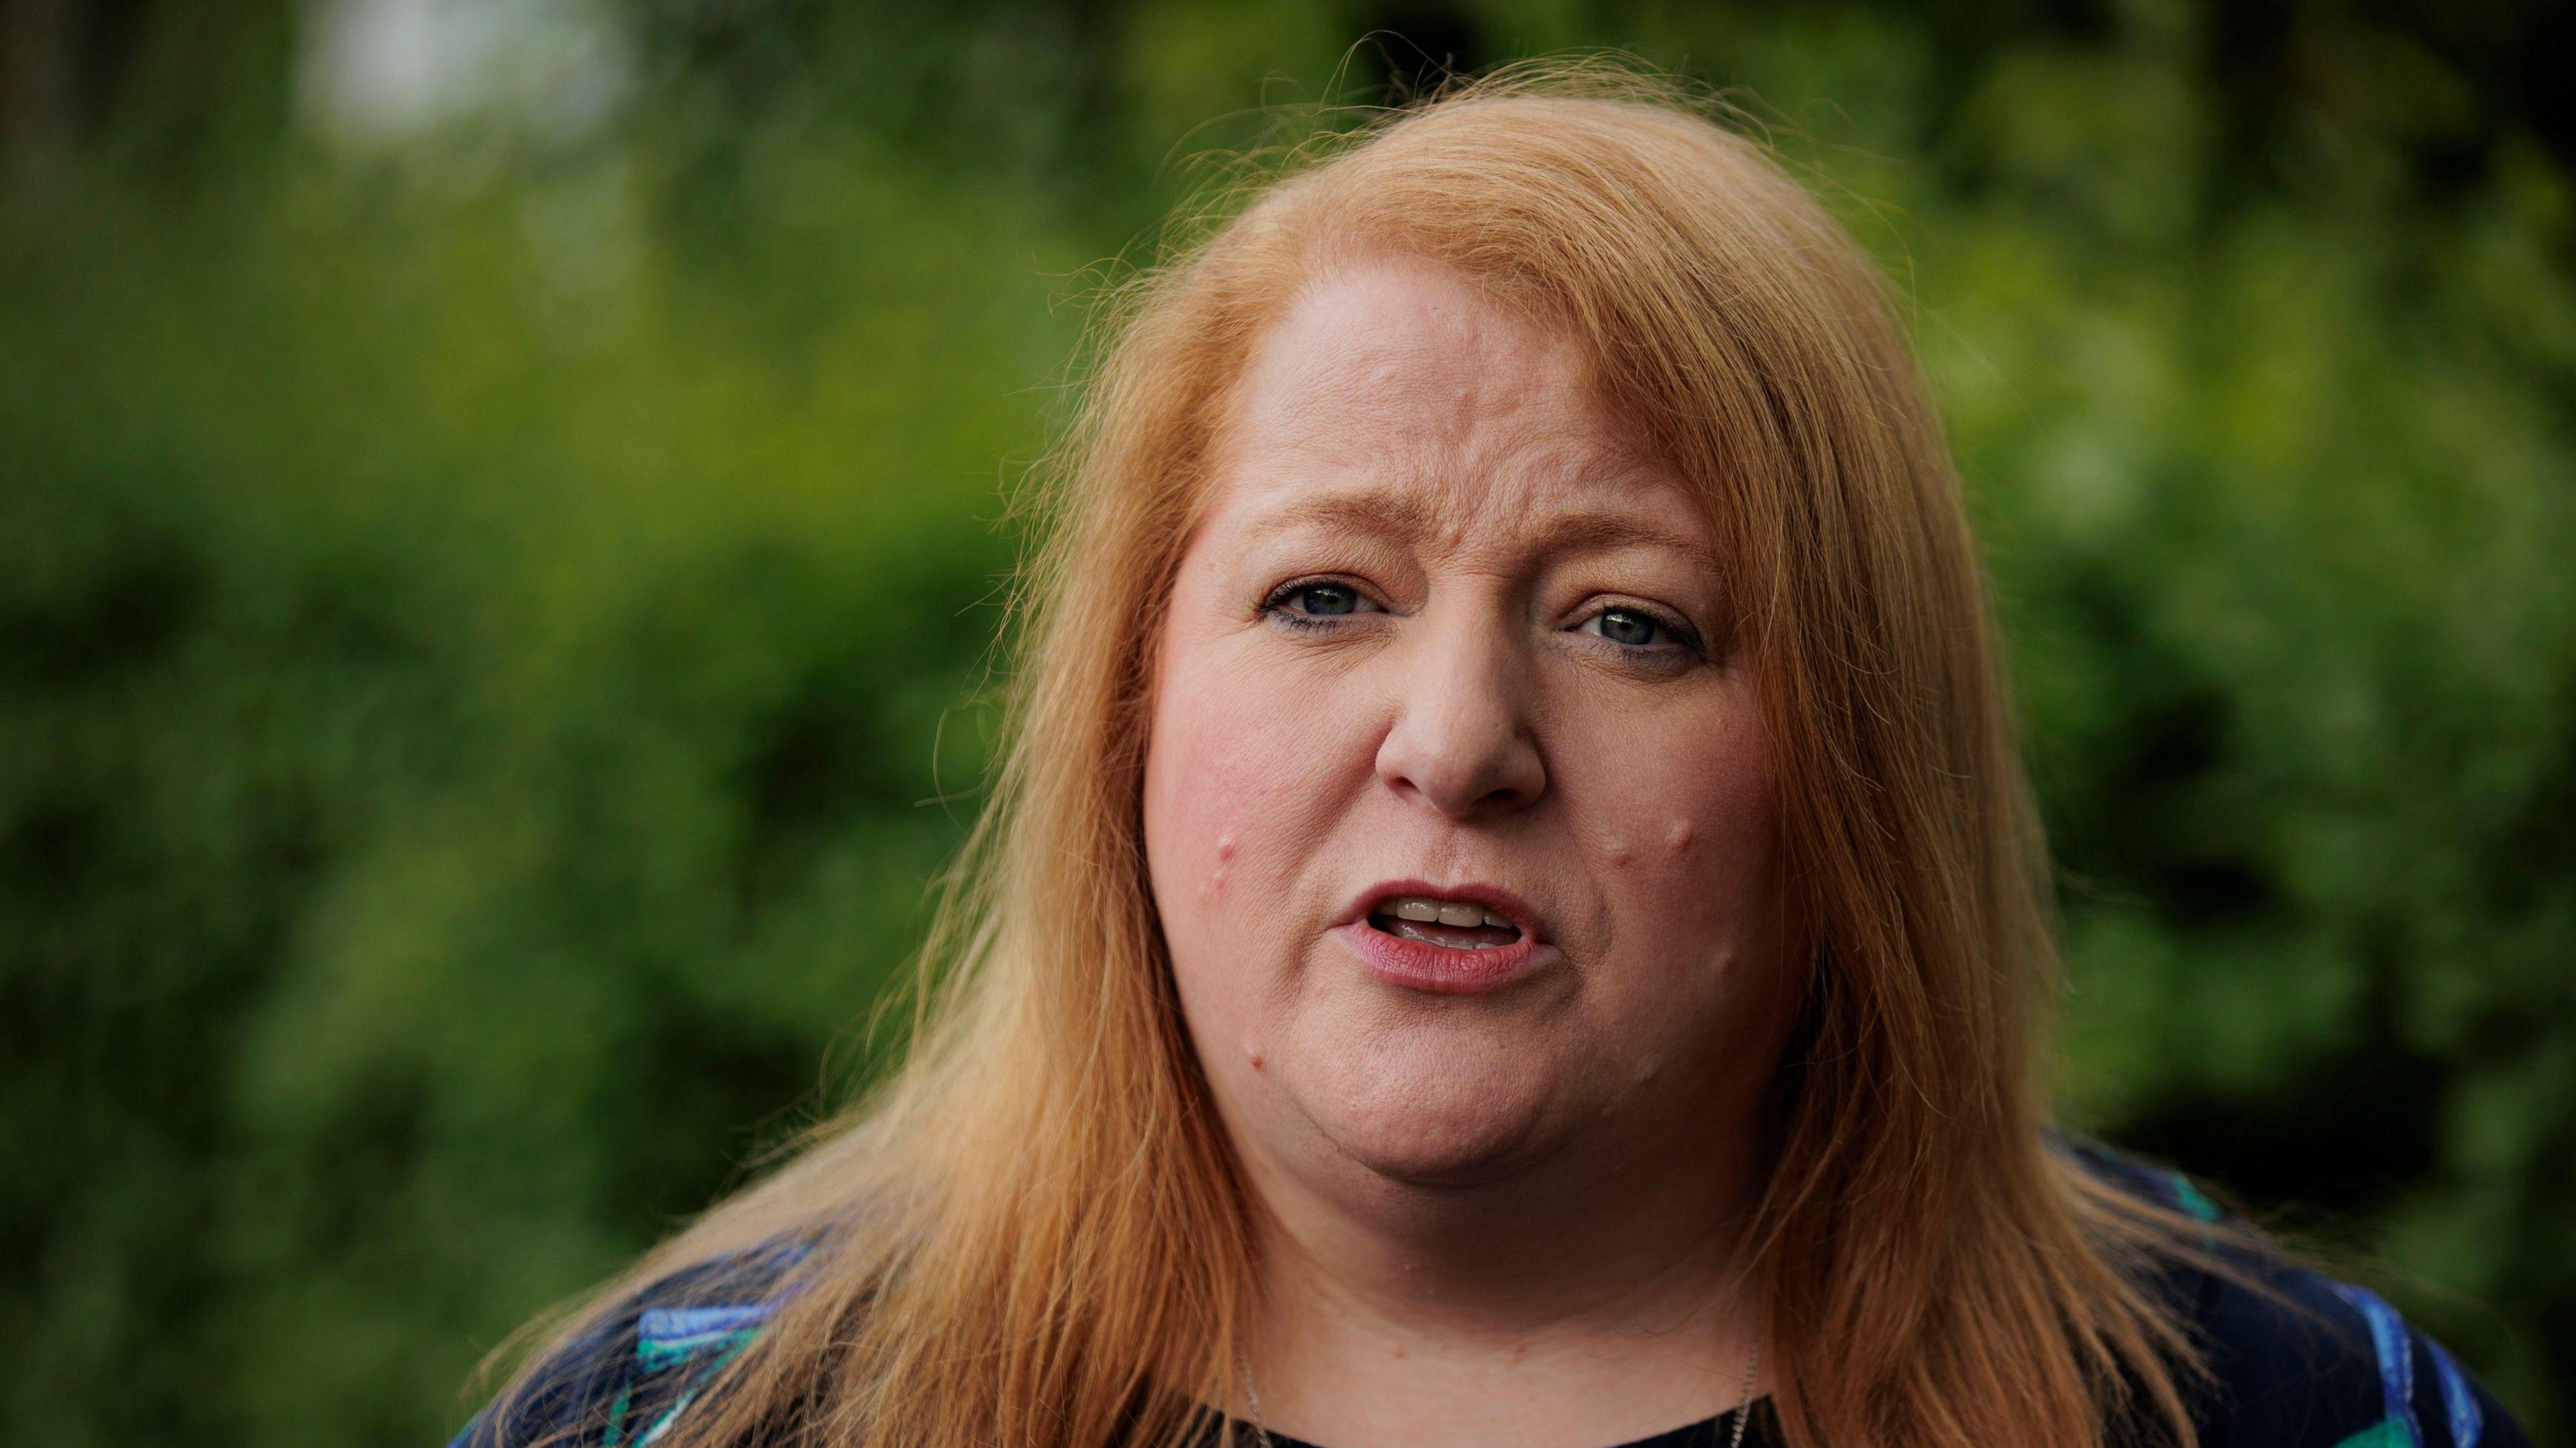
[1203,258,1713,557]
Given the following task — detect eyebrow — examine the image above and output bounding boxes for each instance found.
[1242,488,1722,574]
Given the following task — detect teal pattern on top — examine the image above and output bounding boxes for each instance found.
[445,1146,2530,1448]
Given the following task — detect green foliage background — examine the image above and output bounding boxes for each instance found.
[4,2,2570,1443]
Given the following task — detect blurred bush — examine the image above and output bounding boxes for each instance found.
[2,2,2569,1444]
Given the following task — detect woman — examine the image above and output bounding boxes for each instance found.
[452,67,2528,1448]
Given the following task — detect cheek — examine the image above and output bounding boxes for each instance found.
[1668,730,1778,900]
[1141,632,1342,929]
[1143,624,1372,1091]
[1589,701,1782,967]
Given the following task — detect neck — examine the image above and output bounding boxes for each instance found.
[1234,1126,1769,1448]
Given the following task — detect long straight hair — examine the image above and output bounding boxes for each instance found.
[487,62,2221,1448]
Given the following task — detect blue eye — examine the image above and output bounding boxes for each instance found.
[1574,604,1705,663]
[1576,602,1700,649]
[1283,583,1364,616]
[1585,607,1665,648]
[1262,579,1380,630]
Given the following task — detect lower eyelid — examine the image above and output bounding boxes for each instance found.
[1262,601,1374,631]
[1574,636,1700,675]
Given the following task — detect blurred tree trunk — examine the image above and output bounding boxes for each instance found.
[3,0,292,197]
[4,0,83,185]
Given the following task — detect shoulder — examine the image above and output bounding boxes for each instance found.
[446,1241,808,1448]
[2059,1138,2531,1448]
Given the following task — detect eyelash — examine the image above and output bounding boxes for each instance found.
[1258,578,1706,660]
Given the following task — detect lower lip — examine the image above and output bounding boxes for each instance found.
[1328,919,1557,995]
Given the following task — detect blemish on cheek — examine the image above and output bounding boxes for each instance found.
[1202,832,1238,901]
[1666,820,1695,854]
[1246,1043,1265,1071]
[1606,838,1634,867]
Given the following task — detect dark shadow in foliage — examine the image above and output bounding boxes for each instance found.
[2116,962,2450,1224]
[0,526,205,692]
[1352,3,1487,103]
[614,1007,816,1235]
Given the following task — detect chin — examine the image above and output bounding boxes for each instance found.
[1296,1042,1568,1188]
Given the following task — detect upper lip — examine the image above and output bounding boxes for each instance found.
[1339,878,1549,942]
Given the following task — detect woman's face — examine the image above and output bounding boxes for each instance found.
[1142,258,1794,1202]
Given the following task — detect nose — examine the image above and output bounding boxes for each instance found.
[1373,608,1548,819]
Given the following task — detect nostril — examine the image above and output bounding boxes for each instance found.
[1379,765,1546,820]
[1371,675,1548,820]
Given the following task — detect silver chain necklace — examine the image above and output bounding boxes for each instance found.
[1234,1331,1762,1448]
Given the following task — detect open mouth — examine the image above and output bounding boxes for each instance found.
[1366,895,1525,951]
[1336,885,1550,995]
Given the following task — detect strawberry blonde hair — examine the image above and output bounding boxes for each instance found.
[486,60,2220,1448]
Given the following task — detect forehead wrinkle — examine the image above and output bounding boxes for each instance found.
[1233,265,1588,460]
[1515,505,1723,578]
[1234,471,1721,586]
[1228,364,1659,506]
[1216,259,1713,575]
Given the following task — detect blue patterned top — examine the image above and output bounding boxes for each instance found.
[446,1146,2531,1448]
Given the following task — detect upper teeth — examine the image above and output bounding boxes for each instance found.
[1385,897,1515,929]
